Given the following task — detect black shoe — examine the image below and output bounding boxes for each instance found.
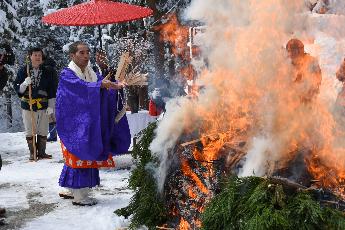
[72,199,97,206]
[0,218,6,226]
[0,208,5,218]
[38,153,52,159]
[59,192,74,199]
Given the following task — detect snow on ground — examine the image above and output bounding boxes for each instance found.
[0,132,135,230]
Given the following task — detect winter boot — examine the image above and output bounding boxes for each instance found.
[37,135,52,159]
[0,207,5,226]
[72,188,97,206]
[47,122,57,142]
[0,218,6,226]
[0,208,5,218]
[26,136,36,161]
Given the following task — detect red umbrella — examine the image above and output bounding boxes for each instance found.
[42,0,152,47]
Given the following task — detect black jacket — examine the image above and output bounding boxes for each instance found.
[0,67,9,91]
[14,65,58,111]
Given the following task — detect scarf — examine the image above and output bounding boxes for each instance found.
[68,61,97,83]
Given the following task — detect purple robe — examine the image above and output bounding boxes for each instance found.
[56,68,130,160]
[56,68,130,188]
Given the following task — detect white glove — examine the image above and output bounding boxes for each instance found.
[46,107,54,115]
[19,77,32,93]
[23,77,31,86]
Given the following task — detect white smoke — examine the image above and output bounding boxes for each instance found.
[150,97,189,191]
[238,136,275,177]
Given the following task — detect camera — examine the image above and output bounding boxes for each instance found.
[0,43,15,65]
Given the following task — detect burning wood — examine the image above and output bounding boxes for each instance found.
[163,135,248,229]
[180,133,220,147]
[156,227,175,230]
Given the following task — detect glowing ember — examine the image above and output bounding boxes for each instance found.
[179,218,191,230]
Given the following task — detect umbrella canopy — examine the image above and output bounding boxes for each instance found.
[42,0,152,26]
[42,0,153,48]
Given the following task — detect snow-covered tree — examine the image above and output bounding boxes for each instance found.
[0,0,21,40]
[16,0,72,69]
[0,0,21,131]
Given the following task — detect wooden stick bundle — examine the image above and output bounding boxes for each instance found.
[114,52,148,86]
[125,72,148,86]
[115,52,132,82]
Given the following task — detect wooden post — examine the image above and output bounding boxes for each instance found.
[27,63,37,161]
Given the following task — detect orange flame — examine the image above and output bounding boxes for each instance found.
[179,218,191,230]
[181,159,209,195]
[155,13,198,91]
[156,13,189,58]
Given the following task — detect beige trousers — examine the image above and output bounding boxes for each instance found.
[22,109,48,137]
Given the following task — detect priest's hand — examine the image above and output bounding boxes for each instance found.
[101,79,126,90]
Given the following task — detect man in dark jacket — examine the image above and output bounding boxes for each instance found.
[0,42,15,91]
[0,64,9,92]
[14,47,58,161]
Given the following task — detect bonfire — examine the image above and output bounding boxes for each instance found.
[117,0,345,229]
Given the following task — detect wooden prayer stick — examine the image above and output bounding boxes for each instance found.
[26,62,37,162]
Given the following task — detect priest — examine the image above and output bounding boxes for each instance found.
[56,41,130,206]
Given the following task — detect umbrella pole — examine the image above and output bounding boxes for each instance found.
[98,25,102,49]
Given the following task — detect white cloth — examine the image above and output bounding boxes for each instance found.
[72,188,97,205]
[126,111,157,137]
[68,61,97,83]
[19,83,28,94]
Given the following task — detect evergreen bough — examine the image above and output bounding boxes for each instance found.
[201,176,345,230]
[114,122,168,230]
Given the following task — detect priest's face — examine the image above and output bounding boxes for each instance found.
[71,44,90,71]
